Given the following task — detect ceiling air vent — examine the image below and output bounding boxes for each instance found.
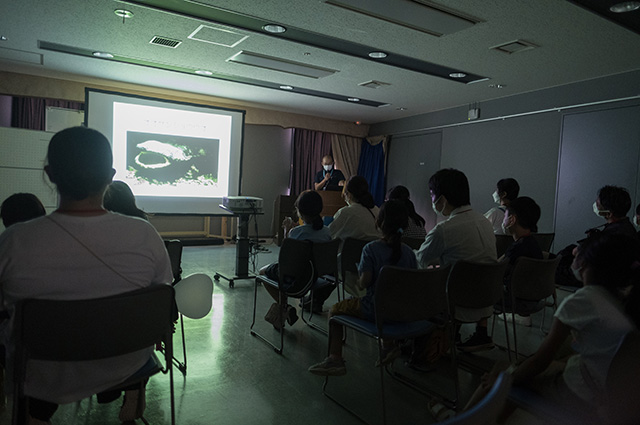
[491,39,538,54]
[149,36,182,48]
[358,80,390,89]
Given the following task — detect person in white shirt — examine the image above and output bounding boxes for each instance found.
[416,168,497,351]
[329,175,381,241]
[0,127,172,425]
[484,178,520,234]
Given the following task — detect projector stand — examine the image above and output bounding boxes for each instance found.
[214,207,260,288]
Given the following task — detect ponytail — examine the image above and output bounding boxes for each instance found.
[388,229,403,264]
[311,214,323,231]
[377,200,409,265]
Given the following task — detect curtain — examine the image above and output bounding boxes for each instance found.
[357,135,389,206]
[10,96,84,131]
[330,134,361,183]
[290,128,332,196]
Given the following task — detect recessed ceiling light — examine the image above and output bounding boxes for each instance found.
[396,107,407,111]
[262,24,286,34]
[347,97,360,102]
[114,9,134,19]
[488,84,505,89]
[279,85,294,90]
[92,52,114,58]
[609,1,640,12]
[368,51,388,59]
[195,70,213,75]
[449,72,467,78]
[0,36,7,41]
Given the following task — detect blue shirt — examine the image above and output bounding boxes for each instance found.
[288,224,332,242]
[358,240,418,319]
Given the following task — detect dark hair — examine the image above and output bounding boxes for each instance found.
[387,185,425,228]
[577,233,640,326]
[1,193,46,227]
[295,190,324,230]
[376,200,409,264]
[428,169,470,208]
[345,176,375,209]
[104,181,147,220]
[506,196,541,233]
[598,185,631,217]
[497,178,520,201]
[46,127,113,201]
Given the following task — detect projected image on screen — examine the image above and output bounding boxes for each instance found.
[126,131,220,186]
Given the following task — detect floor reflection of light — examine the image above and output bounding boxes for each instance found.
[209,292,225,340]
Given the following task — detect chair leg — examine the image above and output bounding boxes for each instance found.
[249,278,284,354]
[511,312,519,362]
[378,338,387,425]
[502,311,512,363]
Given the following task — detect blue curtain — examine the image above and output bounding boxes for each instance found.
[357,140,385,206]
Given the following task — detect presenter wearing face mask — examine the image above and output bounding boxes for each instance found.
[314,155,346,191]
[416,168,497,352]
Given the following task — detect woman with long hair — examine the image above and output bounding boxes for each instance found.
[387,185,426,238]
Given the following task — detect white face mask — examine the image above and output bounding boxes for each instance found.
[432,196,444,216]
[492,191,501,204]
[323,164,333,171]
[593,201,609,218]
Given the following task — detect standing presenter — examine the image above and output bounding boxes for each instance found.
[314,155,346,191]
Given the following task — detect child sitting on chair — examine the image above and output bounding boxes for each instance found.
[259,190,331,329]
[308,200,417,376]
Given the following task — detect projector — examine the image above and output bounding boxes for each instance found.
[222,196,263,212]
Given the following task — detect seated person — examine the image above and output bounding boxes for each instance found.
[302,176,381,310]
[1,193,46,228]
[104,180,148,220]
[416,168,497,352]
[259,190,331,329]
[484,178,520,234]
[314,155,346,191]
[498,196,544,327]
[556,185,636,287]
[308,200,417,376]
[465,233,640,422]
[0,127,173,424]
[387,185,427,239]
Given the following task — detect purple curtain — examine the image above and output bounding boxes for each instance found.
[10,97,84,131]
[290,128,333,196]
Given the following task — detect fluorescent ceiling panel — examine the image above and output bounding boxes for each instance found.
[227,51,338,78]
[188,25,249,47]
[326,0,477,36]
[0,47,42,65]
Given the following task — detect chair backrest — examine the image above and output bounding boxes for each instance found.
[440,371,512,425]
[605,330,640,425]
[278,238,316,297]
[510,256,561,301]
[447,260,509,309]
[338,237,369,280]
[401,236,423,250]
[531,233,555,252]
[373,265,451,326]
[495,235,513,258]
[13,284,174,362]
[311,238,341,277]
[164,239,184,284]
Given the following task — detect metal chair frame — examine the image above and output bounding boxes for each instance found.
[164,239,187,376]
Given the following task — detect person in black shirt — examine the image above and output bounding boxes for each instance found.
[499,196,543,327]
[314,155,345,191]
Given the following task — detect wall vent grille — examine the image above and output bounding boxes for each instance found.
[150,36,182,48]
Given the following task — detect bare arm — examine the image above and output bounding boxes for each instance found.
[512,318,571,385]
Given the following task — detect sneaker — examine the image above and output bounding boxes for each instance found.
[457,332,494,352]
[497,313,532,327]
[375,346,401,367]
[286,304,299,326]
[119,389,145,422]
[308,357,347,376]
[264,303,285,330]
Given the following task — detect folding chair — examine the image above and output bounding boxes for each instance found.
[337,237,369,299]
[446,259,510,376]
[250,238,315,354]
[439,371,512,425]
[164,239,187,376]
[11,285,176,425]
[323,265,451,425]
[303,238,341,334]
[531,233,555,252]
[492,256,561,360]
